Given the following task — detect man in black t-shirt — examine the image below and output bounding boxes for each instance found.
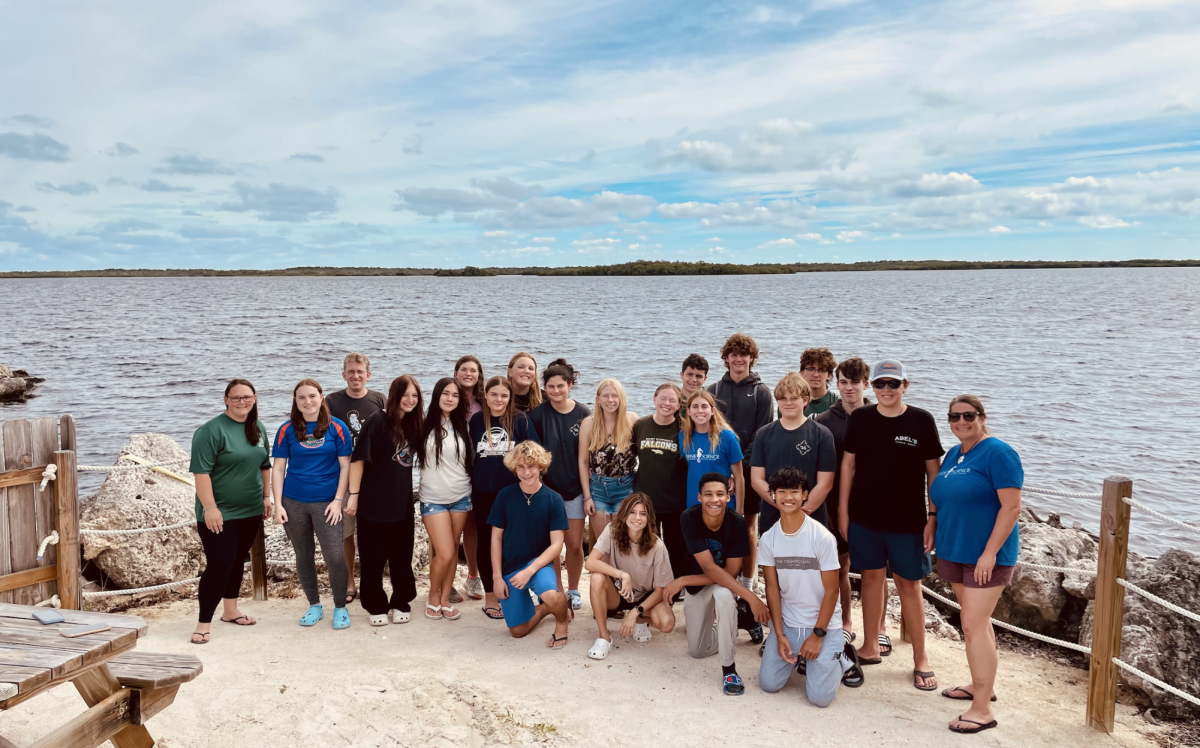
[839,360,944,692]
[664,473,769,696]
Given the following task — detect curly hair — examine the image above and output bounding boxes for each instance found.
[542,358,579,386]
[609,493,659,557]
[800,347,836,374]
[503,440,553,474]
[719,333,759,368]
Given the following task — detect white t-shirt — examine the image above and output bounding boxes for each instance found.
[417,419,472,504]
[758,516,842,630]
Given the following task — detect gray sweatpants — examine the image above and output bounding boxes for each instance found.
[282,496,348,607]
[684,585,739,667]
[759,624,849,707]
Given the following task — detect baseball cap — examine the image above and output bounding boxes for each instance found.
[871,360,907,381]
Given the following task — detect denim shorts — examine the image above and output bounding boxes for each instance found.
[420,495,472,517]
[590,474,634,514]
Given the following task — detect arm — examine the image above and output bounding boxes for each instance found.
[577,416,594,501]
[271,458,288,524]
[804,471,834,514]
[346,460,364,516]
[751,466,771,508]
[491,526,509,599]
[585,549,635,601]
[838,452,855,541]
[261,468,272,519]
[764,565,794,663]
[922,457,940,552]
[972,487,1022,585]
[509,530,566,589]
[798,569,842,659]
[324,454,350,524]
[690,550,768,620]
[195,474,223,533]
[731,461,746,515]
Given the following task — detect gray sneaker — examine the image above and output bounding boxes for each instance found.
[449,586,464,604]
[464,576,484,600]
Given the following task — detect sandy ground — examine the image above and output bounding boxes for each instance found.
[1,569,1166,748]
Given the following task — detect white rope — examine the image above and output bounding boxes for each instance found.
[34,595,61,608]
[77,458,190,472]
[82,576,202,600]
[79,520,196,537]
[1022,485,1102,500]
[38,464,56,491]
[1020,561,1097,576]
[1123,497,1200,536]
[36,530,59,562]
[1112,657,1200,707]
[1118,579,1200,624]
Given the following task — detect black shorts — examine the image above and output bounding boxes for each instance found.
[612,588,652,613]
[740,461,759,517]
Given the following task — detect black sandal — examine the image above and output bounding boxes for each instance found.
[841,643,864,688]
[482,606,504,620]
[220,615,255,626]
[942,686,996,702]
[190,631,210,645]
[879,633,893,656]
[547,634,568,650]
[949,716,998,734]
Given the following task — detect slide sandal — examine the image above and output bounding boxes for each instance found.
[722,673,745,696]
[879,633,893,656]
[841,643,865,688]
[299,605,324,627]
[588,637,613,660]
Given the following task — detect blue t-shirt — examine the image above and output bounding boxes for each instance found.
[469,411,540,494]
[931,437,1023,566]
[487,483,569,576]
[679,428,744,508]
[273,417,353,502]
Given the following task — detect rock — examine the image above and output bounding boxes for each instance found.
[0,364,11,378]
[80,434,202,589]
[0,364,41,402]
[1080,549,1200,718]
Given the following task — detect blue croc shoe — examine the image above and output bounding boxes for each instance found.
[299,604,324,627]
[333,607,351,630]
[723,672,745,696]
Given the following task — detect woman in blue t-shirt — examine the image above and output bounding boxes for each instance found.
[928,394,1022,735]
[679,390,745,510]
[272,379,354,630]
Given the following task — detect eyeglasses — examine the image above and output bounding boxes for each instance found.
[947,412,981,422]
[871,379,903,390]
[226,395,256,403]
[800,367,825,374]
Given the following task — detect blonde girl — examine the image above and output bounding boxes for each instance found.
[577,378,639,530]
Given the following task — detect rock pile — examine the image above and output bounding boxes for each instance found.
[0,364,43,402]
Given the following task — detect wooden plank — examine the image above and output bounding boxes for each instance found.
[0,617,139,650]
[31,418,58,603]
[53,450,79,610]
[131,684,180,725]
[1086,475,1133,733]
[109,651,204,669]
[0,650,133,711]
[0,604,148,635]
[0,663,52,693]
[71,666,155,748]
[59,415,75,453]
[0,628,121,666]
[0,565,56,593]
[27,685,136,748]
[0,425,10,605]
[0,643,84,678]
[3,420,37,606]
[0,467,45,489]
[110,661,201,689]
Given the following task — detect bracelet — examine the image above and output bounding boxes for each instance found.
[203,505,218,512]
[332,498,344,503]
[348,492,360,496]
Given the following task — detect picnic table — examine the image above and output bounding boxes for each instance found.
[0,603,201,748]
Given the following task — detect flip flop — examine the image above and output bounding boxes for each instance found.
[441,606,462,621]
[424,605,442,620]
[943,686,997,702]
[482,606,505,620]
[189,631,210,645]
[914,670,938,691]
[547,634,568,650]
[949,716,998,734]
[220,615,255,626]
[841,643,865,688]
[879,633,893,656]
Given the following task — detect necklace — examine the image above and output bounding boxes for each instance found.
[782,521,803,538]
[521,489,536,506]
[958,436,984,463]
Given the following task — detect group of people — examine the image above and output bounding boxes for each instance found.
[188,337,1023,735]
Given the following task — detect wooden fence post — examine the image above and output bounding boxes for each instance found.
[1086,475,1133,732]
[54,449,81,610]
[250,520,268,602]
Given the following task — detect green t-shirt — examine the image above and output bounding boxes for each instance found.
[804,389,839,417]
[190,414,271,522]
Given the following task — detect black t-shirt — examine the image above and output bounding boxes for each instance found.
[469,411,539,493]
[325,389,387,447]
[513,392,532,413]
[528,401,590,499]
[750,418,837,525]
[632,415,687,513]
[350,411,415,523]
[679,504,750,594]
[843,404,944,533]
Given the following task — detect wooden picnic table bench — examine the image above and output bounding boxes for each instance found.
[0,603,200,748]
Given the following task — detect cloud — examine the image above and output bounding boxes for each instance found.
[218,182,341,222]
[395,187,516,217]
[34,181,98,196]
[138,179,193,193]
[288,153,324,162]
[747,6,804,25]
[1079,215,1134,229]
[0,132,70,162]
[573,237,621,248]
[796,232,823,241]
[989,225,1011,233]
[649,119,848,173]
[482,230,511,238]
[705,237,722,242]
[9,115,54,128]
[656,198,816,227]
[1058,176,1112,192]
[15,205,36,212]
[757,238,797,249]
[156,154,235,175]
[628,243,660,250]
[836,230,865,242]
[402,135,424,155]
[484,191,655,229]
[893,172,982,197]
[530,236,557,244]
[105,142,138,157]
[469,177,544,200]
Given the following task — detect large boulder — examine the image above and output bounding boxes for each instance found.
[80,434,202,588]
[0,365,42,402]
[997,512,1098,640]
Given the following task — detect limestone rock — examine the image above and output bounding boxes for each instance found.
[80,434,202,588]
[997,512,1097,640]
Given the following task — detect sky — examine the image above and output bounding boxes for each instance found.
[1,0,1198,270]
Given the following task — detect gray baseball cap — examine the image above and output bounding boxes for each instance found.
[871,360,907,381]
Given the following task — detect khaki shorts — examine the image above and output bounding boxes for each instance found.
[342,512,356,539]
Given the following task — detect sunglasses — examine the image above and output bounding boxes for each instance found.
[947,412,981,422]
[871,379,903,390]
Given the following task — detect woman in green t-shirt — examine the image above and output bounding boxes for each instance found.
[189,379,272,645]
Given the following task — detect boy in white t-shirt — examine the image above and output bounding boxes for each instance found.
[758,467,864,705]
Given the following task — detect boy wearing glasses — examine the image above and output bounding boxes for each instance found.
[837,360,944,692]
[799,348,839,416]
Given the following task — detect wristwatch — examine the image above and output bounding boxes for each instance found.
[636,605,645,617]
[813,627,827,638]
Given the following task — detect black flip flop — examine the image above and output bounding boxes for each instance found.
[914,669,938,691]
[220,615,255,626]
[859,656,883,666]
[841,643,865,688]
[943,686,997,702]
[547,634,568,650]
[190,631,210,645]
[482,606,504,620]
[949,716,998,734]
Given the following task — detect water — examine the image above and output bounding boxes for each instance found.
[2,268,1197,555]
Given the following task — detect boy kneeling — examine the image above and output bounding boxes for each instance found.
[759,467,863,705]
[489,442,571,648]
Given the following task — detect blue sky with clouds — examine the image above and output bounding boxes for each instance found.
[2,0,1198,270]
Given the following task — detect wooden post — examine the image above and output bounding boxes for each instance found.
[53,450,80,610]
[1086,475,1133,733]
[250,520,268,601]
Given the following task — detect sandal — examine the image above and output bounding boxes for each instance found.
[333,607,351,630]
[879,633,893,656]
[843,629,855,644]
[567,590,582,610]
[632,622,652,643]
[424,604,442,620]
[441,606,462,621]
[943,686,997,702]
[841,643,865,688]
[588,637,613,659]
[722,673,745,696]
[482,606,504,620]
[949,716,998,734]
[390,609,411,624]
[547,633,568,650]
[346,589,357,604]
[299,605,324,627]
[914,669,938,691]
[220,615,256,626]
[369,613,388,626]
[190,631,210,645]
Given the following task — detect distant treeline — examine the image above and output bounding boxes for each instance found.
[2,258,1198,279]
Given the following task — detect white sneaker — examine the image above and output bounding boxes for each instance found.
[588,637,613,660]
[633,622,652,643]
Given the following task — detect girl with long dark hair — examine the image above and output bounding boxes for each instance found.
[272,379,354,630]
[346,375,424,626]
[417,377,475,620]
[189,379,272,645]
[507,352,542,413]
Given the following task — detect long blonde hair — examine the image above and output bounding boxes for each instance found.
[682,390,731,452]
[508,352,543,409]
[588,378,633,453]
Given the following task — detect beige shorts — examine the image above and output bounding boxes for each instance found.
[342,512,356,539]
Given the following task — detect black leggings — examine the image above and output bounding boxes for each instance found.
[357,515,417,615]
[656,508,689,582]
[196,515,262,624]
[471,490,499,593]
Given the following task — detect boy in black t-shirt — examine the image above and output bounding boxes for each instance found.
[664,473,770,696]
[839,360,944,692]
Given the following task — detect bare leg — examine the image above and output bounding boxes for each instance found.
[949,583,1005,729]
[880,577,889,638]
[894,575,934,688]
[589,573,621,640]
[741,513,759,582]
[648,600,676,633]
[564,518,585,592]
[838,553,853,632]
[508,589,570,647]
[463,511,479,578]
[422,512,456,609]
[857,568,886,660]
[344,535,357,598]
[444,511,470,608]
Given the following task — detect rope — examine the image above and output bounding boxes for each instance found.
[1020,562,1097,576]
[36,531,59,562]
[38,464,56,491]
[82,576,202,600]
[1022,485,1102,500]
[1123,497,1200,536]
[1118,579,1200,624]
[79,520,196,537]
[34,595,61,608]
[77,458,190,472]
[1112,658,1200,708]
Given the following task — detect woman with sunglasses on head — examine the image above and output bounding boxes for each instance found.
[928,395,1022,735]
[272,379,354,630]
[453,356,486,601]
[507,352,542,414]
[345,375,423,626]
[578,379,639,533]
[189,379,272,645]
[470,376,540,620]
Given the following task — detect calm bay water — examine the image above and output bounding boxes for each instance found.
[1,268,1197,555]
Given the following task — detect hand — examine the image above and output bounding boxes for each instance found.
[273,503,288,525]
[618,573,635,602]
[777,633,796,664]
[620,610,637,638]
[494,577,510,600]
[325,499,344,525]
[203,505,224,533]
[748,594,770,624]
[584,498,596,517]
[510,566,534,590]
[345,495,358,516]
[923,517,937,553]
[662,579,685,604]
[262,496,272,520]
[799,633,823,660]
[974,551,997,586]
[838,514,849,542]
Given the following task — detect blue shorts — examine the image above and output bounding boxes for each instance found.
[420,495,472,517]
[848,521,932,581]
[498,561,560,627]
[589,474,634,514]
